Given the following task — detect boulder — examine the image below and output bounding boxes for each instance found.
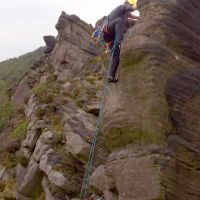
[86,100,100,116]
[39,149,69,190]
[33,130,54,162]
[65,131,89,157]
[42,176,60,200]
[43,35,56,54]
[17,160,43,198]
[11,76,30,106]
[25,94,37,118]
[21,123,43,152]
[90,165,105,193]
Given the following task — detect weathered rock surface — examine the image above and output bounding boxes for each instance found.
[17,159,43,198]
[99,0,200,199]
[90,165,105,193]
[52,11,97,78]
[65,131,90,156]
[43,35,56,54]
[33,130,54,162]
[42,176,61,200]
[39,149,69,190]
[11,76,30,106]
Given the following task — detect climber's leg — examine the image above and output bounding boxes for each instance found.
[107,18,124,44]
[108,43,121,82]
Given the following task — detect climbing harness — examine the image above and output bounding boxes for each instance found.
[80,38,118,200]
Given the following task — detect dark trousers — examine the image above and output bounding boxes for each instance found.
[103,18,123,77]
[107,18,124,44]
[109,43,120,77]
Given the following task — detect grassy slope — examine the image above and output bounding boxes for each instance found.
[0,47,44,88]
[0,47,43,133]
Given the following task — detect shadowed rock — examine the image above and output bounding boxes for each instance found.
[43,35,56,54]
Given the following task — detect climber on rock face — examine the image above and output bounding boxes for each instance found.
[104,0,139,82]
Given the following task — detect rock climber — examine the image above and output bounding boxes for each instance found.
[104,0,139,82]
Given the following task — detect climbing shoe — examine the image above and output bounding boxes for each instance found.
[107,76,119,83]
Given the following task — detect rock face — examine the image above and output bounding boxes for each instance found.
[1,1,200,199]
[43,35,56,54]
[97,0,200,199]
[11,76,30,105]
[4,11,103,200]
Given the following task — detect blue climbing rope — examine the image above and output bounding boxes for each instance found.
[80,38,118,200]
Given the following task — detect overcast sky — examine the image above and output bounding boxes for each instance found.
[0,0,129,61]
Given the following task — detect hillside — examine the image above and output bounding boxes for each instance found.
[0,47,44,89]
[0,48,44,134]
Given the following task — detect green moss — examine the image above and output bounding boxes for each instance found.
[10,119,27,141]
[49,114,63,134]
[85,76,96,85]
[53,134,65,155]
[33,83,47,98]
[35,104,63,133]
[168,37,182,52]
[121,52,147,70]
[61,96,68,105]
[88,57,100,65]
[76,154,87,164]
[54,133,63,144]
[63,87,82,102]
[96,82,104,90]
[31,187,43,199]
[46,74,56,84]
[38,192,45,200]
[17,153,29,167]
[105,127,165,151]
[0,96,12,132]
[35,108,46,119]
[54,144,65,154]
[0,182,5,192]
[33,82,61,104]
[0,152,18,168]
[0,178,16,200]
[52,115,62,125]
[75,99,84,108]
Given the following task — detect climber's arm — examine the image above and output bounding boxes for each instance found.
[127,12,139,20]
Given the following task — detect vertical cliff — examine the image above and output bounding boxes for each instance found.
[93,0,200,199]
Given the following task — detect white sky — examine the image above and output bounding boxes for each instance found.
[0,0,132,61]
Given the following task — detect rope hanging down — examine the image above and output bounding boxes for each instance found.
[80,38,118,200]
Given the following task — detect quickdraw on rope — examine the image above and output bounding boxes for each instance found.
[80,37,118,200]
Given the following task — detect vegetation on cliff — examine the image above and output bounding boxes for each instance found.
[0,47,43,88]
